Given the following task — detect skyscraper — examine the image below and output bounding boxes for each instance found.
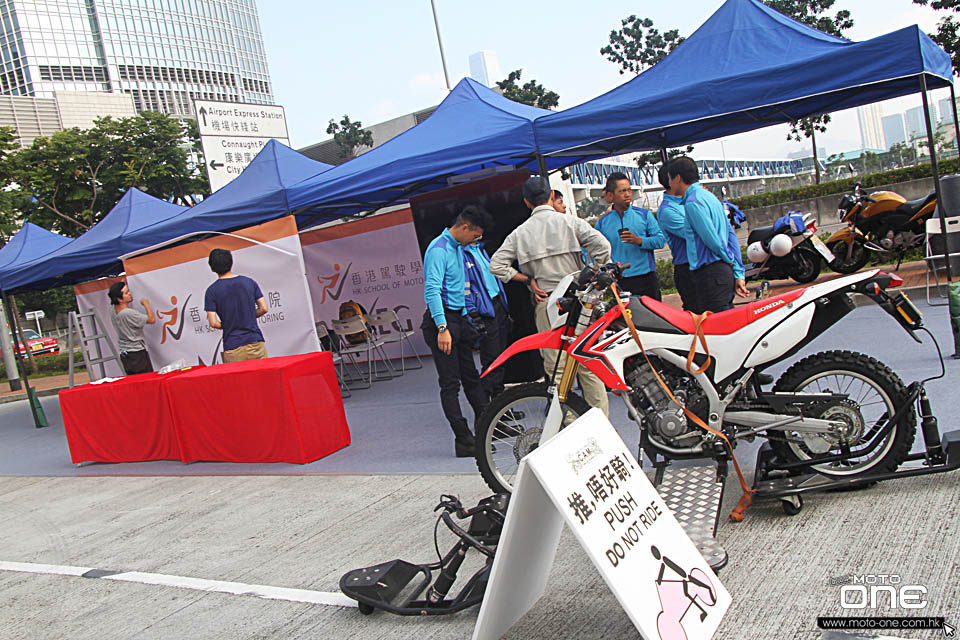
[857,104,884,150]
[938,96,956,125]
[904,105,938,141]
[881,113,907,148]
[469,51,501,88]
[0,0,273,117]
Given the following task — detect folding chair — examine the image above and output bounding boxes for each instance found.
[924,215,960,306]
[365,309,423,374]
[316,321,350,398]
[331,316,397,389]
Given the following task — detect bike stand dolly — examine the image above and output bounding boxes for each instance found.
[340,493,509,616]
[751,382,960,516]
[650,454,729,572]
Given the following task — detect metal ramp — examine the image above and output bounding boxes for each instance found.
[66,310,125,387]
[653,464,728,571]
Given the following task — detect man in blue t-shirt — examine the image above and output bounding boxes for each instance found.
[204,248,268,362]
[595,172,665,300]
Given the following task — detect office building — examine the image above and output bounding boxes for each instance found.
[938,96,956,126]
[469,51,501,88]
[881,113,907,148]
[904,105,938,141]
[857,104,884,150]
[0,0,273,117]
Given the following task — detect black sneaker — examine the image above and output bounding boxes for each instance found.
[455,442,475,458]
[757,373,774,385]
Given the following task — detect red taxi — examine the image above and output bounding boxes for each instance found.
[11,329,60,358]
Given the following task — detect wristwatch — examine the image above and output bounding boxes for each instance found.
[437,324,448,333]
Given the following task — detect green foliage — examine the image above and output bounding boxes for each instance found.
[326,115,374,160]
[601,15,685,75]
[914,0,960,74]
[636,146,694,171]
[763,0,853,36]
[0,352,72,382]
[0,112,207,237]
[730,158,960,209]
[656,258,676,294]
[14,286,78,323]
[577,196,611,219]
[495,70,560,109]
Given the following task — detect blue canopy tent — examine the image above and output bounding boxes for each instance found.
[285,78,575,221]
[535,0,954,157]
[0,223,73,284]
[139,139,333,241]
[0,189,188,292]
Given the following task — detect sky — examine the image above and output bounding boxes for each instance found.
[256,0,956,161]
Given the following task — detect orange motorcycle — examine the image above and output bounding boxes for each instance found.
[825,181,937,274]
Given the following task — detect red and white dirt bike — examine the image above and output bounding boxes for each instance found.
[475,262,951,511]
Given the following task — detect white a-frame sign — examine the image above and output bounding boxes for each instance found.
[473,409,731,640]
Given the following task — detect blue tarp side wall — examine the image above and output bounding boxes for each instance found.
[285,77,560,217]
[0,189,187,292]
[0,223,72,274]
[535,0,954,156]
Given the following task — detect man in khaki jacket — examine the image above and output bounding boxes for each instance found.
[490,176,612,415]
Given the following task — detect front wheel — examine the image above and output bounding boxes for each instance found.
[789,245,822,284]
[828,239,869,274]
[770,351,915,479]
[475,383,591,494]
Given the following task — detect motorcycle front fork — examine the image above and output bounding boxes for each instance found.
[555,300,596,404]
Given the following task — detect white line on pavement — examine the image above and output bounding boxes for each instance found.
[0,560,357,608]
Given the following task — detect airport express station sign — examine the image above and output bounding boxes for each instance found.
[194,100,290,192]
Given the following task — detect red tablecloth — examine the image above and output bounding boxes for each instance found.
[164,352,349,463]
[59,352,350,464]
[60,371,181,463]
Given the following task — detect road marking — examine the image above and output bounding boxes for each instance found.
[0,560,357,607]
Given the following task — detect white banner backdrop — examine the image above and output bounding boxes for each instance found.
[122,215,320,367]
[74,277,127,379]
[300,208,428,357]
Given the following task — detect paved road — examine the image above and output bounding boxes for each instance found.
[0,300,956,639]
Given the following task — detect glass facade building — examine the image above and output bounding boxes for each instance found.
[0,0,273,116]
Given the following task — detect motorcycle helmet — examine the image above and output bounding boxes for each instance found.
[747,241,769,264]
[769,234,793,257]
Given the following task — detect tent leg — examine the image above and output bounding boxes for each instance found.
[4,294,44,428]
[536,153,548,177]
[922,74,952,283]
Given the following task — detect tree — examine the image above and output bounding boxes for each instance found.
[636,146,694,170]
[577,196,611,220]
[326,115,374,161]
[765,0,854,184]
[0,127,22,242]
[889,141,918,167]
[15,285,77,327]
[0,112,208,236]
[601,15,685,75]
[914,0,960,72]
[495,70,560,109]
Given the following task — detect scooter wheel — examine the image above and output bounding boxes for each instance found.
[781,496,803,516]
[357,602,375,615]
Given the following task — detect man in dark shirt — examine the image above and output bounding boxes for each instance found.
[204,248,268,362]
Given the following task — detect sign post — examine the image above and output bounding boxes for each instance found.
[193,100,290,193]
[25,310,44,335]
[474,409,731,640]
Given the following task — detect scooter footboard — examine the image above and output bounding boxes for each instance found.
[340,559,431,614]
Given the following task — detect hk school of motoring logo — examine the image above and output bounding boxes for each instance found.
[156,294,192,344]
[319,262,353,304]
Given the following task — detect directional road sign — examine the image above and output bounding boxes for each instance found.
[194,100,290,192]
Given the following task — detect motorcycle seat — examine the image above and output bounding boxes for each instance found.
[639,289,805,335]
[894,191,935,218]
[747,226,777,245]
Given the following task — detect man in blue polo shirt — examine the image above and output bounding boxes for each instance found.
[595,172,666,300]
[668,157,749,313]
[656,165,699,312]
[421,205,493,457]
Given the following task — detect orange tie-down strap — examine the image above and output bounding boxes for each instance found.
[611,284,753,521]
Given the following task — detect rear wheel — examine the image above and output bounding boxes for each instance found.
[770,351,915,479]
[828,239,869,274]
[789,246,822,283]
[475,383,590,494]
